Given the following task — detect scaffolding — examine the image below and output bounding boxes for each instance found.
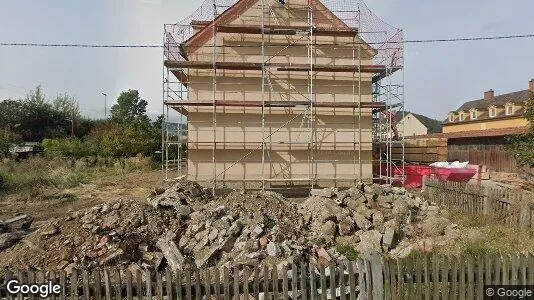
[162,0,404,192]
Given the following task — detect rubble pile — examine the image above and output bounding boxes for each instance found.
[300,184,442,258]
[0,179,456,272]
[0,215,33,252]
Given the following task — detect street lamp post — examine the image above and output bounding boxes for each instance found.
[101,92,107,120]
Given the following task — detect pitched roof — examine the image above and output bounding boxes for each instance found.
[182,0,370,57]
[456,90,532,111]
[396,111,442,134]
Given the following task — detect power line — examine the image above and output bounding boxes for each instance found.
[0,33,533,48]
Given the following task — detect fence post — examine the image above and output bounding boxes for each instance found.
[483,185,491,215]
[422,175,427,190]
[369,254,384,300]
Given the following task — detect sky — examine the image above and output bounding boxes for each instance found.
[0,0,533,121]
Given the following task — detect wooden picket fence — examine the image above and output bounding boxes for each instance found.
[424,176,534,230]
[0,260,368,300]
[3,253,534,299]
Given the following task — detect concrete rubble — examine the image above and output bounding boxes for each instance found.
[0,179,455,273]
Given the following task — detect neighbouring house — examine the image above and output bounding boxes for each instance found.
[440,79,534,172]
[163,0,403,187]
[395,112,442,137]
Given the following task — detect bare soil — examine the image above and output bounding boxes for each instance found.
[0,170,163,224]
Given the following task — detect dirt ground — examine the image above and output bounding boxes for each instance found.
[0,170,164,225]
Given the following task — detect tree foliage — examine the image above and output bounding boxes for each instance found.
[2,87,162,160]
[109,90,150,127]
[506,93,534,167]
[0,86,90,141]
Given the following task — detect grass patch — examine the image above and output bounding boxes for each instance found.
[0,157,147,197]
[335,244,360,261]
[463,240,500,257]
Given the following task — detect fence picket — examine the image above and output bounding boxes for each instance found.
[450,257,458,300]
[165,268,173,300]
[263,265,269,300]
[125,269,132,300]
[476,256,483,299]
[432,255,439,300]
[93,269,102,300]
[494,255,501,285]
[301,262,308,300]
[466,256,474,300]
[520,254,527,285]
[205,269,212,300]
[243,266,250,300]
[113,269,121,300]
[347,262,355,300]
[223,267,230,300]
[423,256,430,300]
[102,270,110,300]
[156,269,163,300]
[319,265,327,300]
[282,265,288,300]
[329,264,336,300]
[136,269,143,299]
[502,255,510,285]
[511,254,519,285]
[253,268,259,300]
[459,256,465,300]
[442,256,449,300]
[529,254,534,284]
[292,263,298,300]
[234,267,240,300]
[214,268,221,299]
[195,269,201,300]
[82,270,90,300]
[145,269,152,300]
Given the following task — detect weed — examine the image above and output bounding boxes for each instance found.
[463,240,500,257]
[335,244,360,261]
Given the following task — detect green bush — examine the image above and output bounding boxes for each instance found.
[42,138,94,159]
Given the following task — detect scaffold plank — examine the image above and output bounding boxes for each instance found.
[164,60,395,73]
[190,21,358,37]
[165,100,386,109]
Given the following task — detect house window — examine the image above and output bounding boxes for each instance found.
[460,113,465,121]
[449,114,454,122]
[470,110,477,119]
[506,105,514,115]
[489,107,496,118]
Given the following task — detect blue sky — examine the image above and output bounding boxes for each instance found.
[0,0,533,120]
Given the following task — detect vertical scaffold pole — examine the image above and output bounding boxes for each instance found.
[358,8,363,181]
[260,0,266,192]
[161,27,166,179]
[308,0,315,189]
[212,0,217,197]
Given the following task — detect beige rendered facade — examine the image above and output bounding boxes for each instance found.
[164,0,400,187]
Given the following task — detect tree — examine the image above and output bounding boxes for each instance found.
[506,93,534,167]
[52,93,80,119]
[109,90,150,127]
[0,129,22,156]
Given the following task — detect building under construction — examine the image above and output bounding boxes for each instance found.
[163,0,404,191]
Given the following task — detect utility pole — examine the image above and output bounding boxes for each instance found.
[101,92,107,120]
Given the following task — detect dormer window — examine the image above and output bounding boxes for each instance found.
[448,114,454,122]
[489,107,496,118]
[470,110,477,120]
[506,104,514,116]
[459,112,466,121]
